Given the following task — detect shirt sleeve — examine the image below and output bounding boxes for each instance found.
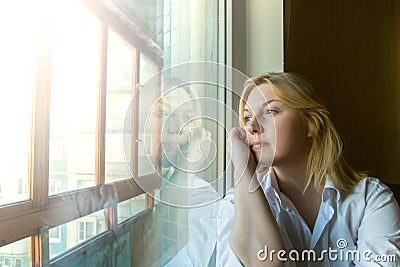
[165,177,220,267]
[356,178,400,266]
[216,191,243,266]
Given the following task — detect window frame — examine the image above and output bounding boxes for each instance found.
[14,258,22,267]
[77,221,95,242]
[4,258,12,266]
[0,0,162,265]
[49,226,61,244]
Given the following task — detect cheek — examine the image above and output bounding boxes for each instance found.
[259,118,276,140]
[273,124,288,150]
[274,120,304,151]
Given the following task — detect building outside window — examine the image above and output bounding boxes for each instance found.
[0,0,226,266]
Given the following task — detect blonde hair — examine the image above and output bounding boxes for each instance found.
[239,72,367,192]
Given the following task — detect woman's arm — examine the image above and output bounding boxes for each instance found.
[356,178,400,266]
[228,127,285,266]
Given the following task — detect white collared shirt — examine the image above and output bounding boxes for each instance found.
[164,176,221,267]
[217,169,400,266]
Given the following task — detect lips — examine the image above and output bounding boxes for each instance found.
[250,141,267,149]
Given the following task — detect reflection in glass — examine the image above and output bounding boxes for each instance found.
[49,209,107,259]
[110,0,164,47]
[0,3,35,206]
[105,29,134,183]
[138,54,159,176]
[49,2,101,194]
[0,237,30,267]
[154,1,226,265]
[117,194,147,224]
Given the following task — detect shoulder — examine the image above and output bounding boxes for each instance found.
[217,189,235,219]
[341,177,399,214]
[344,176,391,199]
[351,178,400,255]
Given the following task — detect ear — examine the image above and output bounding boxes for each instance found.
[306,122,315,137]
[306,122,314,137]
[302,113,315,138]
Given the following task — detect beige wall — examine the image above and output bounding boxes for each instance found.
[247,0,284,75]
[230,0,284,76]
[284,0,400,184]
[232,0,400,184]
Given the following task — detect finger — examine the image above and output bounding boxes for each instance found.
[189,127,206,141]
[227,134,233,156]
[198,127,206,138]
[204,130,211,139]
[238,127,247,140]
[230,127,249,146]
[230,127,242,140]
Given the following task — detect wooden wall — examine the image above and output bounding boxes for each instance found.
[284,0,400,184]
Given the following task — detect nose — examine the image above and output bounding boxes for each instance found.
[247,116,263,135]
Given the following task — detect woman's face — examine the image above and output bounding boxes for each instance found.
[243,83,311,167]
[156,88,198,166]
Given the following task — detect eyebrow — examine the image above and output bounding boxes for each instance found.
[243,99,281,112]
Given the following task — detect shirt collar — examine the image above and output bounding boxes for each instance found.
[323,176,341,202]
[259,167,341,203]
[259,167,280,193]
[258,167,280,204]
[162,167,175,179]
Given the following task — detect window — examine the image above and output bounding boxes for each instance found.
[0,0,227,266]
[49,139,64,161]
[49,4,100,192]
[50,210,106,259]
[49,179,62,195]
[77,221,95,242]
[17,179,27,195]
[0,0,34,206]
[0,0,160,265]
[138,54,159,176]
[117,194,147,224]
[0,238,30,267]
[49,226,62,244]
[105,29,135,183]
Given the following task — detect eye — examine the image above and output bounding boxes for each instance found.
[265,108,278,116]
[243,115,252,123]
[155,110,167,117]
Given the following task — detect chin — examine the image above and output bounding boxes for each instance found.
[252,152,273,166]
[257,161,273,169]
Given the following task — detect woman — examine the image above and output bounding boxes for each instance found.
[150,86,220,266]
[217,73,400,266]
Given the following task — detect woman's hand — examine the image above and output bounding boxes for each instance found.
[229,127,285,266]
[228,127,257,183]
[185,127,212,173]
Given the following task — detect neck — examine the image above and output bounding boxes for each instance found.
[272,156,310,196]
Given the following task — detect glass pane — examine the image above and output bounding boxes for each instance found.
[117,194,147,224]
[49,209,107,259]
[109,0,164,47]
[138,55,159,176]
[49,2,101,195]
[0,237,30,267]
[155,0,226,265]
[140,54,158,83]
[0,3,35,206]
[105,29,134,183]
[49,226,61,244]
